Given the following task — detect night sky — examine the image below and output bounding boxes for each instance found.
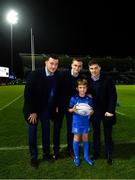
[0,0,135,77]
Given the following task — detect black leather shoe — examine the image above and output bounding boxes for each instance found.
[107,158,112,165]
[106,153,113,165]
[30,158,39,168]
[52,152,59,160]
[43,154,54,162]
[91,152,100,160]
[68,149,74,159]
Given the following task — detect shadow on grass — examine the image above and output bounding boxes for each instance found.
[57,143,135,160]
[113,142,135,159]
[97,142,135,159]
[38,147,72,165]
[37,142,135,165]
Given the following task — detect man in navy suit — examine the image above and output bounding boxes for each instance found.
[53,57,83,159]
[23,55,59,168]
[88,59,117,165]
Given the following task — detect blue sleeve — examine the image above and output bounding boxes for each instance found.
[69,97,75,108]
[88,98,93,107]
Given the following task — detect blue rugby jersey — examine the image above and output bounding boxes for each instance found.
[69,95,93,128]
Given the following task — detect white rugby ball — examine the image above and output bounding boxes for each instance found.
[75,103,93,116]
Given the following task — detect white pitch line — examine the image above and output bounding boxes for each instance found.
[1,140,135,151]
[122,105,135,107]
[0,144,67,151]
[0,94,23,111]
[116,111,126,116]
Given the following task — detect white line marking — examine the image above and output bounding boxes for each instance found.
[116,111,126,116]
[0,94,23,111]
[0,140,135,151]
[0,144,67,151]
[122,105,135,107]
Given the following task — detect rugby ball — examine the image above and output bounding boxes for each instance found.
[75,103,93,116]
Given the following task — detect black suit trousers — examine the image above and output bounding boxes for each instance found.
[92,111,113,157]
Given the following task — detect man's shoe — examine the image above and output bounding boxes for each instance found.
[43,154,53,162]
[52,152,59,160]
[68,149,74,159]
[74,157,80,167]
[107,158,112,165]
[84,158,94,166]
[91,152,100,160]
[30,158,38,168]
[106,153,113,165]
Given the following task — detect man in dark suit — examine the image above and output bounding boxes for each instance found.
[23,55,59,168]
[88,59,117,165]
[53,57,83,159]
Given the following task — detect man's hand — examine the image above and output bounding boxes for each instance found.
[56,107,59,113]
[90,109,94,116]
[105,112,114,117]
[28,113,38,124]
[68,105,77,113]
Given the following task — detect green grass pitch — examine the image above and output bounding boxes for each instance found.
[0,85,135,179]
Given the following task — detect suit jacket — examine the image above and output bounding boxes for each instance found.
[58,69,82,109]
[88,73,117,115]
[23,68,60,120]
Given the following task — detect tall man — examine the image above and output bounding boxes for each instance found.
[53,57,83,159]
[23,55,59,168]
[88,59,117,165]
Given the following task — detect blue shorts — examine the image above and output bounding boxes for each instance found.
[72,127,90,135]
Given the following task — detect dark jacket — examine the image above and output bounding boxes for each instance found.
[23,68,60,120]
[58,70,82,108]
[88,73,117,114]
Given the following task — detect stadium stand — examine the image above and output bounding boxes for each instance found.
[19,53,135,84]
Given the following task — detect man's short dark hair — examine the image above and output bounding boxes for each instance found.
[42,54,59,61]
[72,57,83,63]
[49,54,59,60]
[88,58,101,67]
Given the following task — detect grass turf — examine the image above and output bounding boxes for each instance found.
[0,85,135,179]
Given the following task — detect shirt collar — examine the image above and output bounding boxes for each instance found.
[91,74,100,81]
[71,69,79,77]
[45,67,54,76]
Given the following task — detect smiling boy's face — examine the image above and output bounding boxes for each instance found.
[77,84,87,97]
